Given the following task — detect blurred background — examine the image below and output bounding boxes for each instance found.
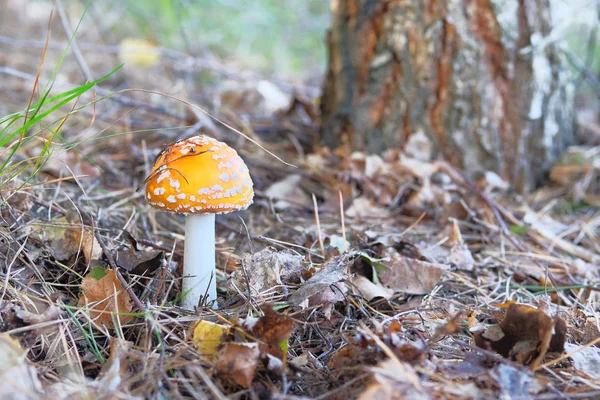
[1,0,598,115]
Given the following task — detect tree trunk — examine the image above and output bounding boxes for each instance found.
[320,0,575,191]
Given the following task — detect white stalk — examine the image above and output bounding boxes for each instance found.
[181,213,217,309]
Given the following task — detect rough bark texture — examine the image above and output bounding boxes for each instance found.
[320,0,575,191]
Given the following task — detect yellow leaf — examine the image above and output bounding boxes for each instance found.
[119,38,160,68]
[192,320,230,361]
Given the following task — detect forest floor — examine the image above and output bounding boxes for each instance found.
[1,3,600,400]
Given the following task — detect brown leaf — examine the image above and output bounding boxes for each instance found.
[98,338,133,391]
[250,305,294,360]
[566,343,600,379]
[0,334,43,398]
[358,359,429,400]
[115,246,163,275]
[351,275,394,301]
[288,255,349,306]
[378,248,448,295]
[79,268,134,330]
[345,196,391,219]
[474,303,566,366]
[264,174,312,209]
[233,248,306,296]
[215,343,260,388]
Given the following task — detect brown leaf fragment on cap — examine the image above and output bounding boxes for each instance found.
[474,303,566,367]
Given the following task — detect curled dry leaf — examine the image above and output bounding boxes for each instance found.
[116,246,163,276]
[232,248,305,296]
[288,255,349,306]
[98,338,133,394]
[345,196,391,219]
[192,320,231,361]
[378,247,448,295]
[37,217,101,263]
[79,268,134,330]
[474,303,566,366]
[358,359,430,400]
[0,334,43,399]
[215,343,260,389]
[264,174,312,210]
[446,220,475,271]
[351,275,394,301]
[248,305,294,361]
[565,343,600,379]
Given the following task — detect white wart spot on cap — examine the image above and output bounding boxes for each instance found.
[224,186,242,198]
[153,187,166,196]
[219,173,229,182]
[167,195,177,203]
[169,179,180,189]
[156,170,171,183]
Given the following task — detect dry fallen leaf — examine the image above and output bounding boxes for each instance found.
[264,174,312,210]
[248,305,294,361]
[79,268,134,330]
[378,247,448,295]
[288,255,349,306]
[192,320,231,361]
[215,343,260,388]
[98,338,133,393]
[345,196,391,219]
[35,217,101,263]
[565,343,600,379]
[351,275,394,301]
[474,303,566,367]
[0,334,43,399]
[232,248,305,296]
[116,245,163,276]
[358,359,430,400]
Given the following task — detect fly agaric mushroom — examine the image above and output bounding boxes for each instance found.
[145,136,253,309]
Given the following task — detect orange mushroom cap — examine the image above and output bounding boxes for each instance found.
[145,136,254,214]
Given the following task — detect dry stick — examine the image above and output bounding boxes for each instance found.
[312,193,325,257]
[439,161,562,289]
[55,0,93,81]
[338,190,347,252]
[535,334,600,371]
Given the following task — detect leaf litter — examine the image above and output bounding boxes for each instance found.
[0,6,599,399]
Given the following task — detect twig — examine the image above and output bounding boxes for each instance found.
[339,190,347,252]
[312,193,325,256]
[55,0,93,81]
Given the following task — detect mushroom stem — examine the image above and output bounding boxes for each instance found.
[182,213,217,309]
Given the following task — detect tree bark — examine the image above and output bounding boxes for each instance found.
[320,0,575,191]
